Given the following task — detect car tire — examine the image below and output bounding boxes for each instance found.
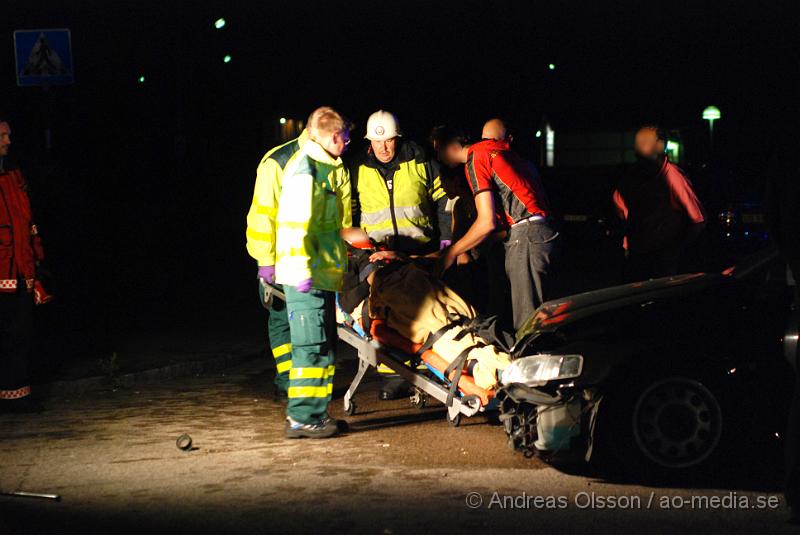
[631,376,723,470]
[594,372,734,482]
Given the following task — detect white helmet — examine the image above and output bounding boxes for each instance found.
[365,110,402,142]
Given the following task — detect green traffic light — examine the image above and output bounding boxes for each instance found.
[223,54,232,63]
[214,18,226,30]
[548,63,556,71]
[137,75,145,83]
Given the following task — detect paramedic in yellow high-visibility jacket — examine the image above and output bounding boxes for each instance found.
[246,129,308,402]
[276,106,352,439]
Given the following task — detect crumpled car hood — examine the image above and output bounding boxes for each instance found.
[515,272,726,342]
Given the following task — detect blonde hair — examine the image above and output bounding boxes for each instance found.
[307,106,349,138]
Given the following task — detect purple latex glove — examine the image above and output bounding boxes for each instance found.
[296,278,313,293]
[439,240,452,250]
[257,265,275,284]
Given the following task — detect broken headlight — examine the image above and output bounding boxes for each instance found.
[501,354,583,387]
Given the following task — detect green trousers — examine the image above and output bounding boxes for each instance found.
[259,281,293,393]
[284,286,336,424]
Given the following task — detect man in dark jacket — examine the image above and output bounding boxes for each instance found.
[0,118,45,413]
[765,138,800,522]
[613,126,706,282]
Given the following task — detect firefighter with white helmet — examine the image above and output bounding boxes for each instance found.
[350,110,453,399]
[353,110,452,255]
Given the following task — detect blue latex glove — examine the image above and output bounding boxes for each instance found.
[258,265,275,284]
[439,240,452,250]
[296,278,313,293]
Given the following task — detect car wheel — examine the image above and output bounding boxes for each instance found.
[631,376,723,470]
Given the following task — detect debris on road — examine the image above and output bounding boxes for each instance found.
[0,490,61,501]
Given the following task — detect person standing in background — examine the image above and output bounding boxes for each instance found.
[613,125,706,281]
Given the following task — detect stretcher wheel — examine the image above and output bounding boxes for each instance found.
[344,401,357,416]
[447,411,462,427]
[410,388,428,409]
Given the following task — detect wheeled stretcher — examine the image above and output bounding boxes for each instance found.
[337,315,497,427]
[263,282,496,426]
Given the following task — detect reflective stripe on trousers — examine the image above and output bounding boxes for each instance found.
[284,286,336,423]
[273,343,293,374]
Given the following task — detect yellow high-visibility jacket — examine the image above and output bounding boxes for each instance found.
[246,130,308,267]
[353,140,446,251]
[275,139,352,291]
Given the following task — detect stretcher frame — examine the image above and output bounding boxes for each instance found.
[265,283,483,425]
[337,323,483,425]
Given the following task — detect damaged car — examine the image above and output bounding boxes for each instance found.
[497,248,797,476]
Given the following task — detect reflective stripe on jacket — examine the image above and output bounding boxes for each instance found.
[246,130,308,266]
[354,141,445,247]
[275,140,352,291]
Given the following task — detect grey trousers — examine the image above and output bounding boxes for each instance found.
[504,220,561,330]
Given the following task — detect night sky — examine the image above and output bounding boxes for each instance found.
[1,1,798,356]
[5,1,800,145]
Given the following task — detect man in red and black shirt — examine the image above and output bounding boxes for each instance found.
[435,126,560,329]
[613,126,705,281]
[0,119,45,413]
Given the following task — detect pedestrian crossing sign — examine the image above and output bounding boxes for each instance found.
[13,29,74,86]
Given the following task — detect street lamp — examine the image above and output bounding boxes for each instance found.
[702,105,721,142]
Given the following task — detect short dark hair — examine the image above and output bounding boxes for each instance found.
[430,125,470,149]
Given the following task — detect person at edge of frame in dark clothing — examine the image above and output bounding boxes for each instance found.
[764,134,800,524]
[613,125,706,282]
[434,121,560,331]
[0,117,49,414]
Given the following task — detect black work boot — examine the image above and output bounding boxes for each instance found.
[379,377,412,401]
[284,417,341,439]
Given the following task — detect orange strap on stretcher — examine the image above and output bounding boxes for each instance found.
[369,320,494,406]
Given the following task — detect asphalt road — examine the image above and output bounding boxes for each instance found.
[1,355,796,535]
